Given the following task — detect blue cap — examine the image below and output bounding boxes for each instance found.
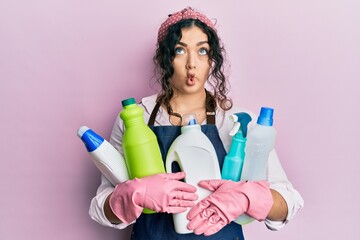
[257,107,274,126]
[188,118,197,125]
[182,113,197,125]
[80,128,104,152]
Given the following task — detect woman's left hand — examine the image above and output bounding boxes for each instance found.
[186,179,273,236]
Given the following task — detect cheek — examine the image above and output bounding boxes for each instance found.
[173,56,186,66]
[200,62,211,75]
[172,60,180,69]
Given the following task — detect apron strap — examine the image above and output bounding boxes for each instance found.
[148,90,216,126]
[148,100,162,126]
[205,89,216,125]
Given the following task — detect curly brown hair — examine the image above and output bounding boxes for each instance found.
[153,19,233,118]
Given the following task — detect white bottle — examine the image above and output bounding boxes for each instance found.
[165,114,221,234]
[77,126,129,186]
[235,107,277,225]
[240,107,276,181]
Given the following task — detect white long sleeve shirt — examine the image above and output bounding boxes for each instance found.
[89,94,304,231]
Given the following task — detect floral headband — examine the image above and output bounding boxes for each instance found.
[157,7,217,43]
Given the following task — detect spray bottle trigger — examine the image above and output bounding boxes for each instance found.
[229,122,240,136]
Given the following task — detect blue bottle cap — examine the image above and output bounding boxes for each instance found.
[122,98,136,107]
[188,118,197,125]
[182,113,197,125]
[257,107,274,126]
[80,128,105,152]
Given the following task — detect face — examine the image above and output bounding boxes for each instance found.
[170,26,211,96]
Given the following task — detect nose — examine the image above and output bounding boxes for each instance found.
[186,52,196,69]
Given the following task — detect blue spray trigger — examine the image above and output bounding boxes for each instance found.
[234,112,252,137]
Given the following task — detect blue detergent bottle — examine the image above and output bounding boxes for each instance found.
[221,112,252,181]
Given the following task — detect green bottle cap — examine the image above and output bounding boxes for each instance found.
[122,98,136,107]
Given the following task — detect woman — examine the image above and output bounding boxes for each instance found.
[89,7,304,239]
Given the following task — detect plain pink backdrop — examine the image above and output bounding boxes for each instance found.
[1,0,359,239]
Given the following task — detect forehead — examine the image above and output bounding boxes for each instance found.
[179,26,208,42]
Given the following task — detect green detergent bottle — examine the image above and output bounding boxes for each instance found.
[120,98,165,214]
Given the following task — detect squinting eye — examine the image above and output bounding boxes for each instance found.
[199,48,209,55]
[175,47,185,55]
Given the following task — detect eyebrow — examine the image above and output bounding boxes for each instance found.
[177,41,209,47]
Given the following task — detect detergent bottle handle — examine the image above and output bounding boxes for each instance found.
[165,155,175,174]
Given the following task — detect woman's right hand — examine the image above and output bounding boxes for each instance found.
[109,172,198,224]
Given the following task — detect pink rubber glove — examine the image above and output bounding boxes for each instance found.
[109,172,198,224]
[187,180,273,236]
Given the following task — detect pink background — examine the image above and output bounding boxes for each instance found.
[1,0,359,239]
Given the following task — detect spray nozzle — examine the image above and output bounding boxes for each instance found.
[229,112,252,137]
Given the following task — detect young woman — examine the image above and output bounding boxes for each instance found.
[89,7,304,240]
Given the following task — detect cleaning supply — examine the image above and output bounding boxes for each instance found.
[241,107,277,181]
[220,112,255,225]
[221,113,252,181]
[165,114,221,234]
[187,179,273,236]
[235,107,277,225]
[77,126,129,186]
[109,172,198,225]
[120,97,165,214]
[120,97,165,179]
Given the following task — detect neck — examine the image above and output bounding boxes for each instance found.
[168,89,207,125]
[171,90,206,112]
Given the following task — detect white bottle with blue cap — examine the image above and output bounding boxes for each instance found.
[234,107,277,225]
[77,126,129,186]
[240,107,277,181]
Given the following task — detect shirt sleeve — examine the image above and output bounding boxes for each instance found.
[264,150,304,230]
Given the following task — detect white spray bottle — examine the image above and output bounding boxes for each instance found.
[165,114,221,234]
[77,126,129,186]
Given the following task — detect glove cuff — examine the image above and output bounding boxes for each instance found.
[109,179,144,224]
[242,180,273,221]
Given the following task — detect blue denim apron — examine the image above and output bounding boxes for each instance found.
[131,97,244,240]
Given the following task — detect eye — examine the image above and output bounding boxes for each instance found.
[175,47,185,55]
[199,48,209,55]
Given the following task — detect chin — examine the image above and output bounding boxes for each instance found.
[185,86,204,94]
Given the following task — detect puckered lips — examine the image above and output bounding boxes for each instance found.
[186,73,196,86]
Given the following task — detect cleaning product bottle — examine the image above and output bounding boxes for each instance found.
[165,114,221,234]
[235,107,277,225]
[240,107,277,181]
[221,112,252,181]
[120,97,165,214]
[77,126,129,186]
[220,112,254,225]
